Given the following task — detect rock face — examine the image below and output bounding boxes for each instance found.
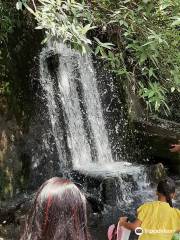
[0,10,43,200]
[127,85,180,171]
[0,100,24,200]
[133,117,180,174]
[70,169,140,210]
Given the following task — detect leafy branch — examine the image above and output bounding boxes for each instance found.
[16,0,180,114]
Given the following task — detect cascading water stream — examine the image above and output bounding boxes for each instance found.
[39,41,113,170]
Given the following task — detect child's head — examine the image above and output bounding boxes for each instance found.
[21,177,90,240]
[157,177,176,207]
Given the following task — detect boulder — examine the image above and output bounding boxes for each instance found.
[146,163,167,184]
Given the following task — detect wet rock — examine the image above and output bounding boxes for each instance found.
[0,193,33,224]
[147,163,167,184]
[70,170,104,212]
[102,174,138,205]
[70,170,138,208]
[0,222,20,240]
[0,111,25,200]
[101,177,120,205]
[133,117,180,174]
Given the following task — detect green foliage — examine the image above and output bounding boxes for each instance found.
[94,38,114,57]
[0,1,14,95]
[0,0,38,124]
[18,0,180,114]
[139,82,168,113]
[95,0,180,113]
[18,0,97,53]
[0,82,10,95]
[0,1,14,42]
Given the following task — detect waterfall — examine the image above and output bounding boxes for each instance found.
[39,42,113,170]
[39,41,153,216]
[37,41,157,240]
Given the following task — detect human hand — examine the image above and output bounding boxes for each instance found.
[119,217,128,226]
[170,144,180,153]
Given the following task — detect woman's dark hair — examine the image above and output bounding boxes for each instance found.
[21,177,90,240]
[157,177,176,207]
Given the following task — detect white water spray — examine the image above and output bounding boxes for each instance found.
[40,42,113,169]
